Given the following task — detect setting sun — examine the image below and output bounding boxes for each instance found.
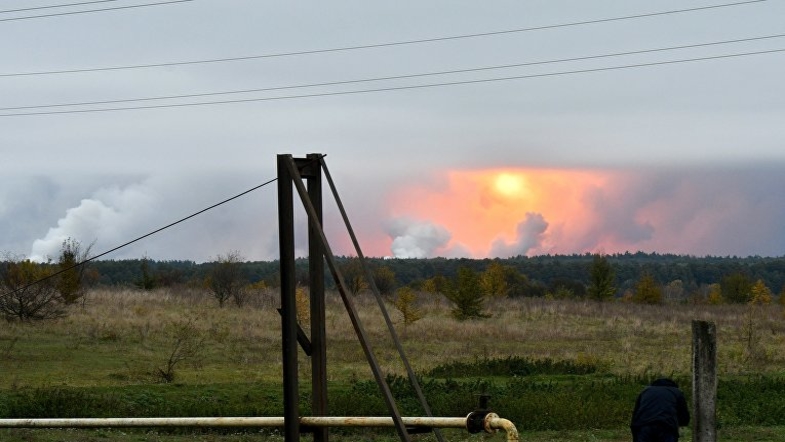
[494,173,525,197]
[387,167,610,257]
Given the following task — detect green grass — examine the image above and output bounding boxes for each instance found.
[2,288,785,441]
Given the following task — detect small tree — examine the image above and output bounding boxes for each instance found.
[633,272,663,305]
[587,254,616,302]
[157,318,206,383]
[393,286,424,329]
[721,272,752,304]
[340,258,367,296]
[480,261,509,298]
[445,266,489,320]
[0,255,65,321]
[135,256,157,291]
[741,286,770,366]
[707,283,724,305]
[372,265,396,297]
[295,285,310,324]
[749,279,773,305]
[206,251,246,308]
[56,238,93,305]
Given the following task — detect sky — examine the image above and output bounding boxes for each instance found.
[2,0,785,262]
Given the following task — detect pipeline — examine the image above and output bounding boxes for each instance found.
[0,414,519,441]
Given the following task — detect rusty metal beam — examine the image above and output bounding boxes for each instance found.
[305,153,328,442]
[277,154,299,441]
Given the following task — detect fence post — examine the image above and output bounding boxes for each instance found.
[692,320,717,442]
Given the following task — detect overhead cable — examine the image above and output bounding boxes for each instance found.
[0,177,278,297]
[3,32,784,112]
[0,0,765,75]
[1,46,783,117]
[0,0,194,23]
[0,1,128,15]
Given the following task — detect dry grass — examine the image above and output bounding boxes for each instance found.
[1,287,784,390]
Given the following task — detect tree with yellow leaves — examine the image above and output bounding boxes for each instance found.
[393,286,424,331]
[480,261,509,298]
[749,279,773,305]
[633,272,663,305]
[707,283,724,305]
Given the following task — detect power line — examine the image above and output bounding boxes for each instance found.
[0,176,278,298]
[1,46,783,117]
[0,0,765,76]
[0,0,194,23]
[4,32,783,112]
[0,0,127,15]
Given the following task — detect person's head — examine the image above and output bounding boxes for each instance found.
[651,378,678,388]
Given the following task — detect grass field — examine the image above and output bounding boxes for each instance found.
[1,287,785,441]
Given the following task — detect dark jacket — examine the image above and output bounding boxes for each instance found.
[631,379,690,438]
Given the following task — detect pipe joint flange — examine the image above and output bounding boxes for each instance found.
[465,410,489,434]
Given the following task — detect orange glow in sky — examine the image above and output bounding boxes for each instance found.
[387,168,611,257]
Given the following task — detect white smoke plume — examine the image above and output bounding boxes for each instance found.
[385,217,452,258]
[27,174,283,263]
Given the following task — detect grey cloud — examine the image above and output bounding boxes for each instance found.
[566,166,785,257]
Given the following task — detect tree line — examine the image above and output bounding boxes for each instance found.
[3,244,785,321]
[87,252,785,299]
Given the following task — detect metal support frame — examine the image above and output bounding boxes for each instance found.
[278,153,411,442]
[278,154,329,442]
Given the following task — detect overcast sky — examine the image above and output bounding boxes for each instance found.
[2,0,784,262]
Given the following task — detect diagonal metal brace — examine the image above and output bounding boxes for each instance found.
[282,157,412,442]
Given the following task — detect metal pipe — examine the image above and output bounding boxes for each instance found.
[0,415,520,441]
[485,413,520,442]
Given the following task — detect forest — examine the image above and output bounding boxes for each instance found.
[89,252,785,302]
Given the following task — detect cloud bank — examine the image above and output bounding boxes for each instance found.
[386,165,785,258]
[4,164,784,263]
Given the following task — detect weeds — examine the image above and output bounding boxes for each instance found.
[156,318,207,383]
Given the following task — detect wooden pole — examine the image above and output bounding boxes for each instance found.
[692,320,717,442]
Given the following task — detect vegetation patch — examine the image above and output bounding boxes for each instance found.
[424,356,599,378]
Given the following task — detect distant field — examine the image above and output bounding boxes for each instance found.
[1,287,785,441]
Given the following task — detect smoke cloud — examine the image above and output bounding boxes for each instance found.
[385,217,452,258]
[27,173,285,263]
[490,212,549,258]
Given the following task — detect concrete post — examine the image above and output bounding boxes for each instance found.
[692,320,717,442]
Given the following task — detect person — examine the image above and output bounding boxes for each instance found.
[630,378,690,442]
